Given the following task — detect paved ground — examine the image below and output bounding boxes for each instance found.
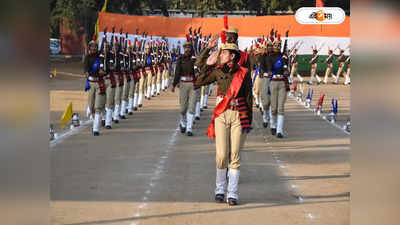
[50,61,350,225]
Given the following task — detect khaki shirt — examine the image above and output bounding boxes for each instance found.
[173,55,195,87]
[194,63,253,124]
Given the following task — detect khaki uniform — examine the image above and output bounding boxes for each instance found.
[344,57,351,85]
[195,53,253,170]
[309,53,320,84]
[335,54,346,84]
[215,108,247,169]
[173,54,196,133]
[323,53,335,83]
[162,63,170,89]
[84,53,106,134]
[87,81,106,114]
[113,75,123,105]
[179,82,197,115]
[156,66,162,94]
[146,69,153,98]
[200,85,209,108]
[195,57,253,201]
[267,46,289,137]
[270,80,287,115]
[128,72,136,100]
[104,78,115,109]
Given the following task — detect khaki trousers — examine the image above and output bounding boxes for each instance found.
[179,82,196,115]
[290,63,297,77]
[146,70,153,91]
[114,74,122,105]
[252,73,261,96]
[162,67,169,82]
[336,63,345,78]
[128,74,136,98]
[310,64,317,79]
[156,70,162,85]
[270,80,287,116]
[104,79,115,109]
[201,85,209,96]
[151,73,157,87]
[121,76,130,101]
[324,65,332,81]
[215,109,247,169]
[259,77,271,111]
[195,87,201,102]
[88,81,106,114]
[136,72,145,94]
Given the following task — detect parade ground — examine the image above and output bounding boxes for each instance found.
[50,60,350,225]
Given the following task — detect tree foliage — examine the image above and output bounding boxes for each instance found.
[50,0,350,38]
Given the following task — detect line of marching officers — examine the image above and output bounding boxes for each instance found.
[84,28,178,136]
[246,29,291,138]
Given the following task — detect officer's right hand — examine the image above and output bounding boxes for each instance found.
[207,34,219,49]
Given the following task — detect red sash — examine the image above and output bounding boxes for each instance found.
[117,71,124,86]
[206,66,248,139]
[109,71,116,88]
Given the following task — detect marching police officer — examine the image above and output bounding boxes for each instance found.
[195,42,253,206]
[171,41,196,136]
[84,37,106,136]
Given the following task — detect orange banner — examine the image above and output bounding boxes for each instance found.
[99,12,350,38]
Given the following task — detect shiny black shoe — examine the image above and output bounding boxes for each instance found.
[227,198,238,206]
[139,104,143,108]
[105,125,112,129]
[120,115,126,119]
[277,133,284,138]
[195,116,200,120]
[263,122,268,128]
[128,112,133,115]
[93,131,100,136]
[114,120,119,124]
[187,131,193,136]
[180,124,186,133]
[101,120,105,127]
[204,106,208,109]
[125,109,128,114]
[215,194,225,203]
[271,128,276,135]
[134,107,138,111]
[200,108,204,112]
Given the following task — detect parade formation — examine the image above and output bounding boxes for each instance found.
[79,14,351,206]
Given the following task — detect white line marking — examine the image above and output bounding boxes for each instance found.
[279,165,286,168]
[133,125,179,220]
[49,120,92,148]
